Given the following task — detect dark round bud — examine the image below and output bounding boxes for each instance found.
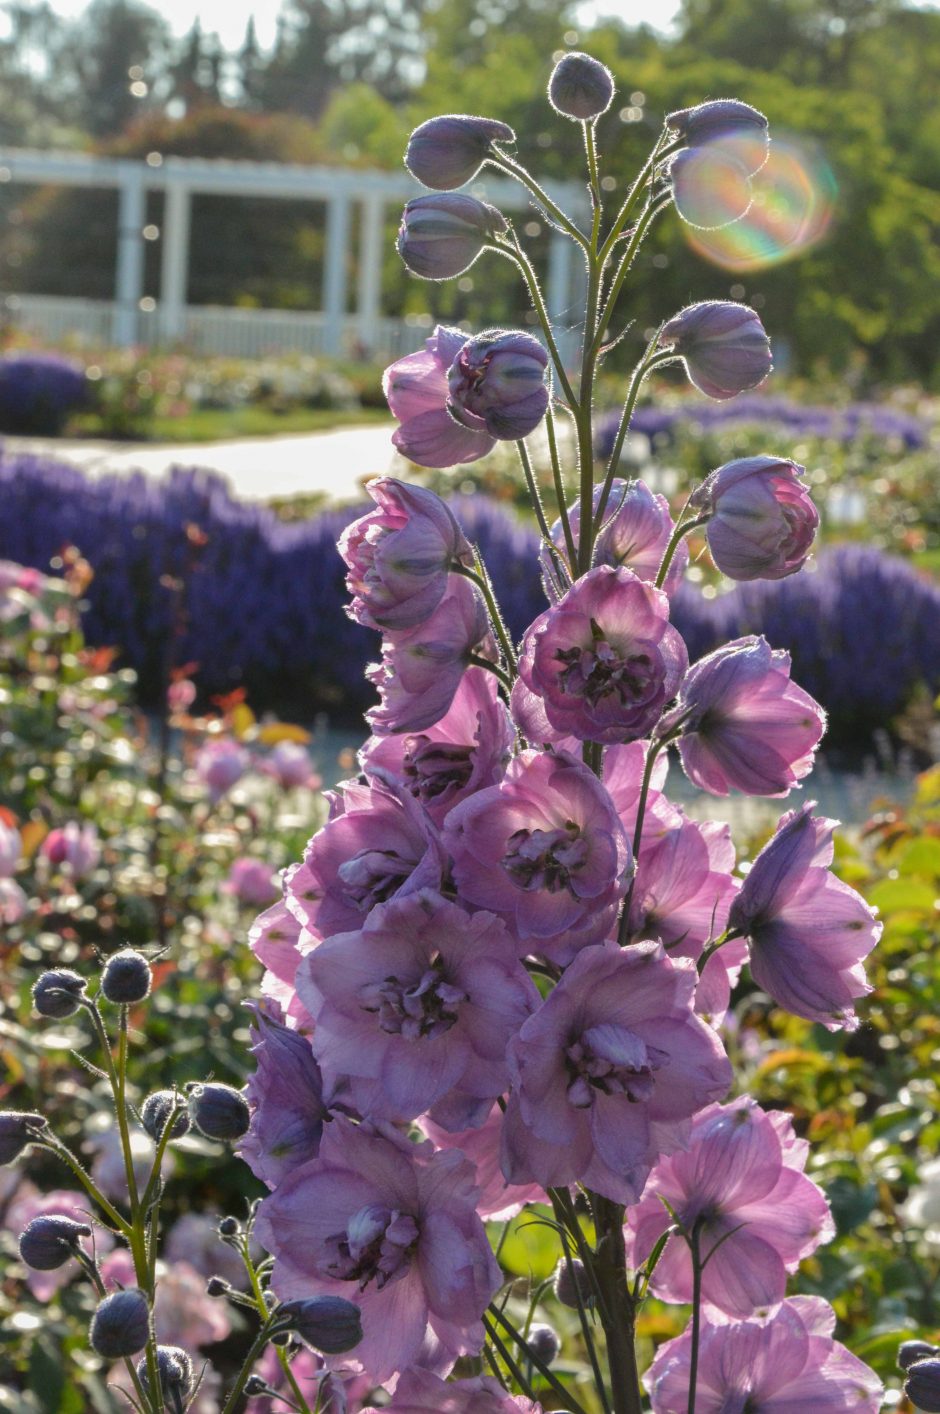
[0,1111,47,1166]
[277,1296,363,1354]
[245,1375,270,1396]
[528,1323,561,1366]
[548,51,615,121]
[100,949,152,1005]
[906,1357,940,1413]
[19,1214,92,1270]
[136,1345,193,1404]
[218,1216,240,1237]
[140,1089,190,1143]
[206,1276,230,1298]
[900,1340,940,1371]
[187,1082,250,1142]
[553,1257,593,1310]
[32,969,86,1019]
[89,1288,150,1358]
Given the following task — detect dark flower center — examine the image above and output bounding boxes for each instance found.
[338,848,414,911]
[556,622,658,710]
[502,821,587,892]
[360,953,466,1040]
[402,734,475,804]
[564,1023,667,1108]
[324,1202,419,1291]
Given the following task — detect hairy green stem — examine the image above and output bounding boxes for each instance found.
[493,240,578,408]
[593,346,675,534]
[491,152,591,252]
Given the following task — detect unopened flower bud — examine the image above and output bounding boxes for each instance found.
[397,193,507,280]
[0,1111,47,1165]
[19,1214,92,1270]
[548,51,614,120]
[669,145,753,230]
[690,455,818,582]
[206,1276,231,1298]
[136,1345,193,1405]
[666,98,769,174]
[32,968,86,1019]
[658,301,771,401]
[278,1296,363,1354]
[140,1089,190,1143]
[905,1357,940,1413]
[447,328,549,440]
[187,1082,250,1141]
[405,114,515,190]
[245,1375,270,1396]
[900,1340,940,1371]
[553,1258,593,1309]
[528,1323,561,1365]
[218,1216,240,1238]
[89,1288,150,1358]
[100,949,152,1005]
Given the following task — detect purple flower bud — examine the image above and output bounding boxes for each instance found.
[187,1082,250,1141]
[140,1089,190,1143]
[553,1257,593,1309]
[690,455,818,581]
[206,1275,231,1298]
[398,193,507,280]
[658,302,772,401]
[277,1296,363,1354]
[0,1111,47,1165]
[100,949,152,1005]
[19,1214,92,1270]
[405,114,515,190]
[900,1341,940,1372]
[666,99,769,175]
[669,145,753,230]
[447,329,549,440]
[32,968,86,1019]
[136,1346,194,1405]
[528,1323,561,1365]
[89,1289,150,1358]
[906,1358,940,1413]
[548,51,615,120]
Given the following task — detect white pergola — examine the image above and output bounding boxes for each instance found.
[0,148,590,358]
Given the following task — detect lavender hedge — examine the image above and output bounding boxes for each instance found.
[0,452,936,745]
[0,354,88,436]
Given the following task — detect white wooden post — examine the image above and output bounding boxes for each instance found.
[547,228,580,367]
[356,193,384,355]
[159,181,191,344]
[112,164,146,346]
[323,192,351,356]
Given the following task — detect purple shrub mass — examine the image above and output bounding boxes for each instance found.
[0,353,87,435]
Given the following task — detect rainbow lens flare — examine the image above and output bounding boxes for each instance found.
[680,134,837,271]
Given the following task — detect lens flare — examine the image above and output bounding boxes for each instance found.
[680,134,837,271]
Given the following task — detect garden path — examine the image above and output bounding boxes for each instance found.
[2,421,398,504]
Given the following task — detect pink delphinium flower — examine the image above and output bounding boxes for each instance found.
[544,479,688,599]
[360,667,513,827]
[255,1116,501,1385]
[367,576,494,735]
[290,772,444,941]
[501,941,732,1203]
[165,1213,248,1288]
[41,821,100,878]
[249,898,310,995]
[240,1005,334,1189]
[339,478,473,631]
[626,1096,834,1317]
[167,677,197,713]
[0,820,20,877]
[442,749,631,965]
[661,636,826,796]
[225,857,279,907]
[645,1296,883,1413]
[384,325,496,468]
[419,1105,545,1221]
[364,1369,542,1412]
[297,891,538,1130]
[246,1346,370,1414]
[690,455,818,581]
[0,878,27,924]
[729,801,881,1030]
[154,1258,232,1349]
[195,738,251,802]
[518,567,688,744]
[264,741,322,791]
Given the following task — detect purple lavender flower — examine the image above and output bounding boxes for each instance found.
[662,635,826,796]
[544,480,688,599]
[658,303,772,401]
[384,327,497,468]
[518,567,688,744]
[339,478,473,632]
[361,666,513,826]
[398,194,507,280]
[501,941,732,1203]
[255,1117,501,1385]
[290,772,444,940]
[405,115,515,191]
[447,331,549,441]
[627,1096,834,1316]
[691,455,818,580]
[729,801,881,1030]
[297,890,538,1129]
[240,1005,332,1189]
[366,576,495,735]
[364,1370,543,1412]
[548,51,614,120]
[442,749,631,965]
[646,1296,883,1413]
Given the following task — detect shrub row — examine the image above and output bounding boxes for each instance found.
[1,452,937,746]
